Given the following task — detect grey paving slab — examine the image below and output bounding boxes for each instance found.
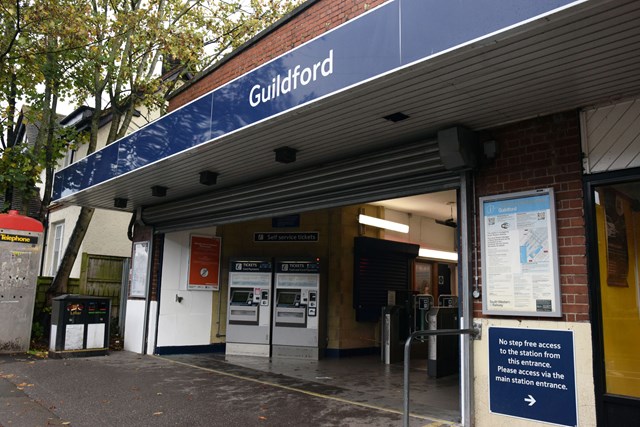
[0,351,459,427]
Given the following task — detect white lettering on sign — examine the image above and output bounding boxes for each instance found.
[495,337,568,390]
[249,50,334,108]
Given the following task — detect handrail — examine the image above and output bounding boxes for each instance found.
[403,328,479,427]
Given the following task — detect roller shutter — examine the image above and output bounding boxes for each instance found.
[143,138,460,233]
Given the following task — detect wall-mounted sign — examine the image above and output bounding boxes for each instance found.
[480,188,561,317]
[188,235,221,291]
[272,215,300,228]
[275,259,320,288]
[489,327,577,426]
[254,232,319,242]
[0,233,38,244]
[130,241,149,298]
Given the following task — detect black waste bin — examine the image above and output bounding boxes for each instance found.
[49,295,111,358]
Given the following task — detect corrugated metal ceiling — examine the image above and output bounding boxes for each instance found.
[57,0,640,214]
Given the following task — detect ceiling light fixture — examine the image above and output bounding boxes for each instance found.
[418,248,458,262]
[383,112,409,122]
[274,146,297,163]
[113,198,128,209]
[199,170,218,186]
[358,214,409,233]
[151,185,168,197]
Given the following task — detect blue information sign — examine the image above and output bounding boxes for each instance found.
[489,327,577,426]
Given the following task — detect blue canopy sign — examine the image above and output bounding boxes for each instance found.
[52,0,579,202]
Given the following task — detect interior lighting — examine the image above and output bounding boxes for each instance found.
[113,198,128,209]
[274,146,297,163]
[151,185,168,197]
[199,170,218,186]
[383,112,409,122]
[358,214,409,233]
[418,248,458,262]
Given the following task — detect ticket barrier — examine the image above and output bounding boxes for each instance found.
[427,298,459,378]
[226,259,272,357]
[381,291,424,364]
[415,294,434,331]
[271,259,322,359]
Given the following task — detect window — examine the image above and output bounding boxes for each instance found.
[50,222,65,275]
[62,148,76,167]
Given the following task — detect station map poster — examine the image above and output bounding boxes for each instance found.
[188,235,221,291]
[480,189,561,317]
[130,241,149,297]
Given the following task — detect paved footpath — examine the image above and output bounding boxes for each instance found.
[0,351,452,427]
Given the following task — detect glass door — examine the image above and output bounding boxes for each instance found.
[591,180,640,424]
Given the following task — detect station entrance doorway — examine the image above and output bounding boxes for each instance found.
[202,188,465,423]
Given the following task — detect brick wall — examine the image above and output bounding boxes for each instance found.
[475,111,588,322]
[169,0,386,111]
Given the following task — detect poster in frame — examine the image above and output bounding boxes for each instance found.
[188,235,221,291]
[480,188,562,317]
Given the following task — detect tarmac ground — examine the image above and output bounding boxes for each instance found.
[0,350,460,427]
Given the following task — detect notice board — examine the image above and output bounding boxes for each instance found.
[188,235,221,291]
[480,188,561,317]
[130,241,149,297]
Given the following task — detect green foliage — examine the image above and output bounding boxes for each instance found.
[31,319,45,341]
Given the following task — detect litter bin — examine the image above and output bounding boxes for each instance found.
[49,295,111,358]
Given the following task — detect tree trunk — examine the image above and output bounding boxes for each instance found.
[45,60,104,303]
[46,206,94,302]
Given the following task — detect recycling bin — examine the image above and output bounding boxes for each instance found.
[49,295,111,358]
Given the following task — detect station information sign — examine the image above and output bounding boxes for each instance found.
[488,327,577,427]
[480,188,562,317]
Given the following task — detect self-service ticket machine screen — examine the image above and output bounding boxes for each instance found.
[272,259,322,359]
[226,259,272,357]
[274,291,305,327]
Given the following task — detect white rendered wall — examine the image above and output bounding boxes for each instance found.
[44,207,131,278]
[146,301,157,355]
[473,318,596,427]
[156,227,216,348]
[124,299,147,353]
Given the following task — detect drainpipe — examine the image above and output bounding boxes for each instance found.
[152,235,164,354]
[460,171,476,427]
[142,236,154,355]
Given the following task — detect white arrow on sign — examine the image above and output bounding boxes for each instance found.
[524,395,537,406]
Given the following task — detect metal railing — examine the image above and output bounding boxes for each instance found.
[403,328,480,427]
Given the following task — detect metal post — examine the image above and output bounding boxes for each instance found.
[403,328,479,427]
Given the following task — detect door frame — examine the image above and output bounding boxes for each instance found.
[584,167,640,426]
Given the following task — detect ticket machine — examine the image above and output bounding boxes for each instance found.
[226,259,273,357]
[272,259,323,359]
